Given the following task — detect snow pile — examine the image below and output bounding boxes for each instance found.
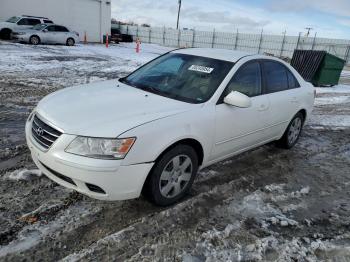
[314,95,350,105]
[6,169,42,181]
[316,85,350,94]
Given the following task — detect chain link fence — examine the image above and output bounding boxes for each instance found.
[113,24,350,64]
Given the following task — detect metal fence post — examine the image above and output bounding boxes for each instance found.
[311,32,317,50]
[192,29,195,48]
[178,29,181,47]
[234,29,238,50]
[257,29,263,53]
[148,28,151,43]
[163,26,166,45]
[280,30,286,57]
[211,28,216,48]
[344,45,350,64]
[296,32,301,50]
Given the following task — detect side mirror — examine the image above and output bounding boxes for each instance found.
[43,29,48,32]
[223,91,252,108]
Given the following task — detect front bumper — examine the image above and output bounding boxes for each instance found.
[11,33,29,42]
[25,118,154,201]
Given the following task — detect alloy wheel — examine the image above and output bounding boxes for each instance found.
[288,117,302,145]
[159,155,193,198]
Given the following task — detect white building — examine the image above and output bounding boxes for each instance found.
[0,0,111,42]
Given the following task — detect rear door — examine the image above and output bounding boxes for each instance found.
[54,26,70,44]
[211,60,271,161]
[261,60,302,138]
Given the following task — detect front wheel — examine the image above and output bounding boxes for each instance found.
[29,35,40,45]
[143,145,198,206]
[66,38,75,46]
[277,112,304,149]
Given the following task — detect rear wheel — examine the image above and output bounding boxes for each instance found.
[277,112,304,149]
[0,28,12,40]
[143,145,198,206]
[66,38,75,46]
[30,35,40,45]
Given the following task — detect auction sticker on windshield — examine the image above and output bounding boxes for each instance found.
[188,65,214,73]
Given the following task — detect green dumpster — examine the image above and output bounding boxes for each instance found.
[291,50,345,86]
[312,53,345,86]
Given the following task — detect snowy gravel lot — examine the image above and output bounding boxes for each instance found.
[0,41,350,261]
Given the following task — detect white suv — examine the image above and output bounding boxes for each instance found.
[25,48,315,206]
[0,15,53,40]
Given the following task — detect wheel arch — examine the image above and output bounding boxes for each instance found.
[298,108,307,123]
[141,138,204,193]
[154,138,204,166]
[0,28,12,39]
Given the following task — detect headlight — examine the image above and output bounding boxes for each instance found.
[65,136,136,159]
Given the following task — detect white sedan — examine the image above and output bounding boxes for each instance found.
[12,23,79,46]
[25,48,314,206]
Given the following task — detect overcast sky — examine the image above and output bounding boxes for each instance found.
[111,0,350,39]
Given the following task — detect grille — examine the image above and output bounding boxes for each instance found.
[31,114,62,149]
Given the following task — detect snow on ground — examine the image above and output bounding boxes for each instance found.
[5,168,42,181]
[0,41,350,261]
[316,85,350,94]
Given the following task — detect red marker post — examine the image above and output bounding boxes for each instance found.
[136,38,140,53]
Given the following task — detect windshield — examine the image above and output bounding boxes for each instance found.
[33,24,48,30]
[6,16,20,23]
[120,53,233,103]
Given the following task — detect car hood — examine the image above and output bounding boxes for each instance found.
[36,80,195,137]
[0,22,14,28]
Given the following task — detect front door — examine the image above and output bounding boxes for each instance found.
[211,61,271,161]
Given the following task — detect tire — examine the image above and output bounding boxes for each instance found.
[277,112,304,149]
[66,38,75,46]
[30,35,40,45]
[143,145,199,206]
[0,28,12,40]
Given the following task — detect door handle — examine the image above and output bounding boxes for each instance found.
[258,104,268,111]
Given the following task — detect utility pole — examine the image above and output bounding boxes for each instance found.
[305,27,313,37]
[176,0,182,30]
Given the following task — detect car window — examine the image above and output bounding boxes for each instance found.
[263,61,289,93]
[17,18,40,26]
[224,61,262,98]
[46,25,55,32]
[33,24,47,31]
[44,20,54,24]
[121,53,234,104]
[287,70,300,89]
[53,26,69,32]
[17,19,29,25]
[27,19,41,25]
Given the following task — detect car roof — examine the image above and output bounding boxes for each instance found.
[42,23,66,27]
[172,48,254,63]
